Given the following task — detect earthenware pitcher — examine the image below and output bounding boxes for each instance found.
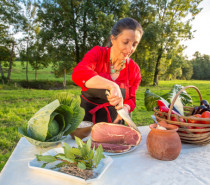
[146,123,181,161]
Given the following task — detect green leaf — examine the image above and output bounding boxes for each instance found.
[77,162,86,170]
[65,98,85,134]
[56,154,75,163]
[75,136,84,148]
[144,89,161,111]
[36,154,57,163]
[162,84,192,106]
[69,148,81,156]
[86,138,91,149]
[63,142,75,159]
[46,112,65,141]
[54,105,73,136]
[52,162,67,169]
[41,163,47,168]
[80,145,88,158]
[161,85,193,115]
[88,150,94,160]
[93,145,105,167]
[27,100,60,141]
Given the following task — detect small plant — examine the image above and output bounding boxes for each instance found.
[36,137,105,179]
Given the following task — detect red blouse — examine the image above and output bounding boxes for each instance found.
[72,46,141,112]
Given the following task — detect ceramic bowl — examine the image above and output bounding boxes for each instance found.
[70,121,93,140]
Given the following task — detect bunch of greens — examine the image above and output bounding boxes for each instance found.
[144,84,193,115]
[36,137,105,170]
[19,93,85,146]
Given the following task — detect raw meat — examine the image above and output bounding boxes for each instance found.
[91,122,141,146]
[90,141,131,153]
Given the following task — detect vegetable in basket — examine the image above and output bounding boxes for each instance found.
[19,98,85,146]
[192,99,210,115]
[201,111,210,124]
[145,84,193,116]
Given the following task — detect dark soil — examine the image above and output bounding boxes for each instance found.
[60,165,93,180]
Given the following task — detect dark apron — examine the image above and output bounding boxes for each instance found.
[80,48,130,124]
[81,89,126,124]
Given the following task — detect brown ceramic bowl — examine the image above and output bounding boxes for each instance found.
[70,121,93,140]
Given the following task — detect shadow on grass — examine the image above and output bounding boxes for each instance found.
[0,80,78,90]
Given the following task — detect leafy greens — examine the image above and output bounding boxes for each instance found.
[36,137,105,170]
[19,94,85,146]
[144,84,193,115]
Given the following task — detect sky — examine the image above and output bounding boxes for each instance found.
[181,0,210,59]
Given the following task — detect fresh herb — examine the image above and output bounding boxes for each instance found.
[36,137,105,171]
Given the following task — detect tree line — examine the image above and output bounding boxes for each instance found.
[0,0,209,86]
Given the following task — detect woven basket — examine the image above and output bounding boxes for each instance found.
[154,85,210,145]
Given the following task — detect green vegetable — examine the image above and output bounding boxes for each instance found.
[36,137,105,170]
[48,119,60,138]
[144,84,193,115]
[144,89,168,111]
[19,94,85,146]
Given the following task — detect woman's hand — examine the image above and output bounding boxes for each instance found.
[107,84,123,110]
[113,104,131,124]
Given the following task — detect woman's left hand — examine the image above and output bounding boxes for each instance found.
[113,104,130,124]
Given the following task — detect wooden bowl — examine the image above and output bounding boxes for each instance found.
[70,121,93,140]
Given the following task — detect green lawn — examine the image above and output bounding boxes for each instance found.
[0,66,210,173]
[5,61,72,82]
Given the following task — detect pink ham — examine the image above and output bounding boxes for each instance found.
[91,141,131,153]
[91,122,141,146]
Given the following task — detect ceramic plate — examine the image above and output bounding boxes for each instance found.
[83,137,138,156]
[103,146,137,156]
[28,148,113,183]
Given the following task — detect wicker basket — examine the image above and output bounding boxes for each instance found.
[154,85,210,145]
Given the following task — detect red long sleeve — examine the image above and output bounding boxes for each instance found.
[72,46,103,91]
[124,62,141,112]
[72,46,141,112]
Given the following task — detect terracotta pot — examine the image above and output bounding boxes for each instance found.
[70,121,93,140]
[146,123,181,161]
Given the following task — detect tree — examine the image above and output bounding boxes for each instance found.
[37,0,129,85]
[191,52,210,80]
[0,46,10,84]
[20,0,40,82]
[130,0,202,86]
[0,0,25,83]
[27,44,50,80]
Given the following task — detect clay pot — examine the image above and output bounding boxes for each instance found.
[70,121,93,140]
[146,123,181,161]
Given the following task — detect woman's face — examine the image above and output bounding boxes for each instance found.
[111,29,141,61]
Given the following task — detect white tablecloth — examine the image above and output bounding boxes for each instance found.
[0,126,210,185]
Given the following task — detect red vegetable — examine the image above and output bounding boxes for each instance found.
[187,114,202,124]
[201,111,210,124]
[187,114,207,134]
[194,126,207,134]
[171,117,185,123]
[157,100,167,107]
[159,106,181,116]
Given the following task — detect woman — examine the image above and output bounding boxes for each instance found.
[72,17,143,124]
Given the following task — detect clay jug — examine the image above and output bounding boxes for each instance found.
[146,123,181,161]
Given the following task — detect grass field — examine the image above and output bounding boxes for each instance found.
[0,62,210,172]
[7,61,71,82]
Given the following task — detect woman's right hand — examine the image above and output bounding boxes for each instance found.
[107,84,123,110]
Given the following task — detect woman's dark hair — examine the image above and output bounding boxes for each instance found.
[106,17,144,47]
